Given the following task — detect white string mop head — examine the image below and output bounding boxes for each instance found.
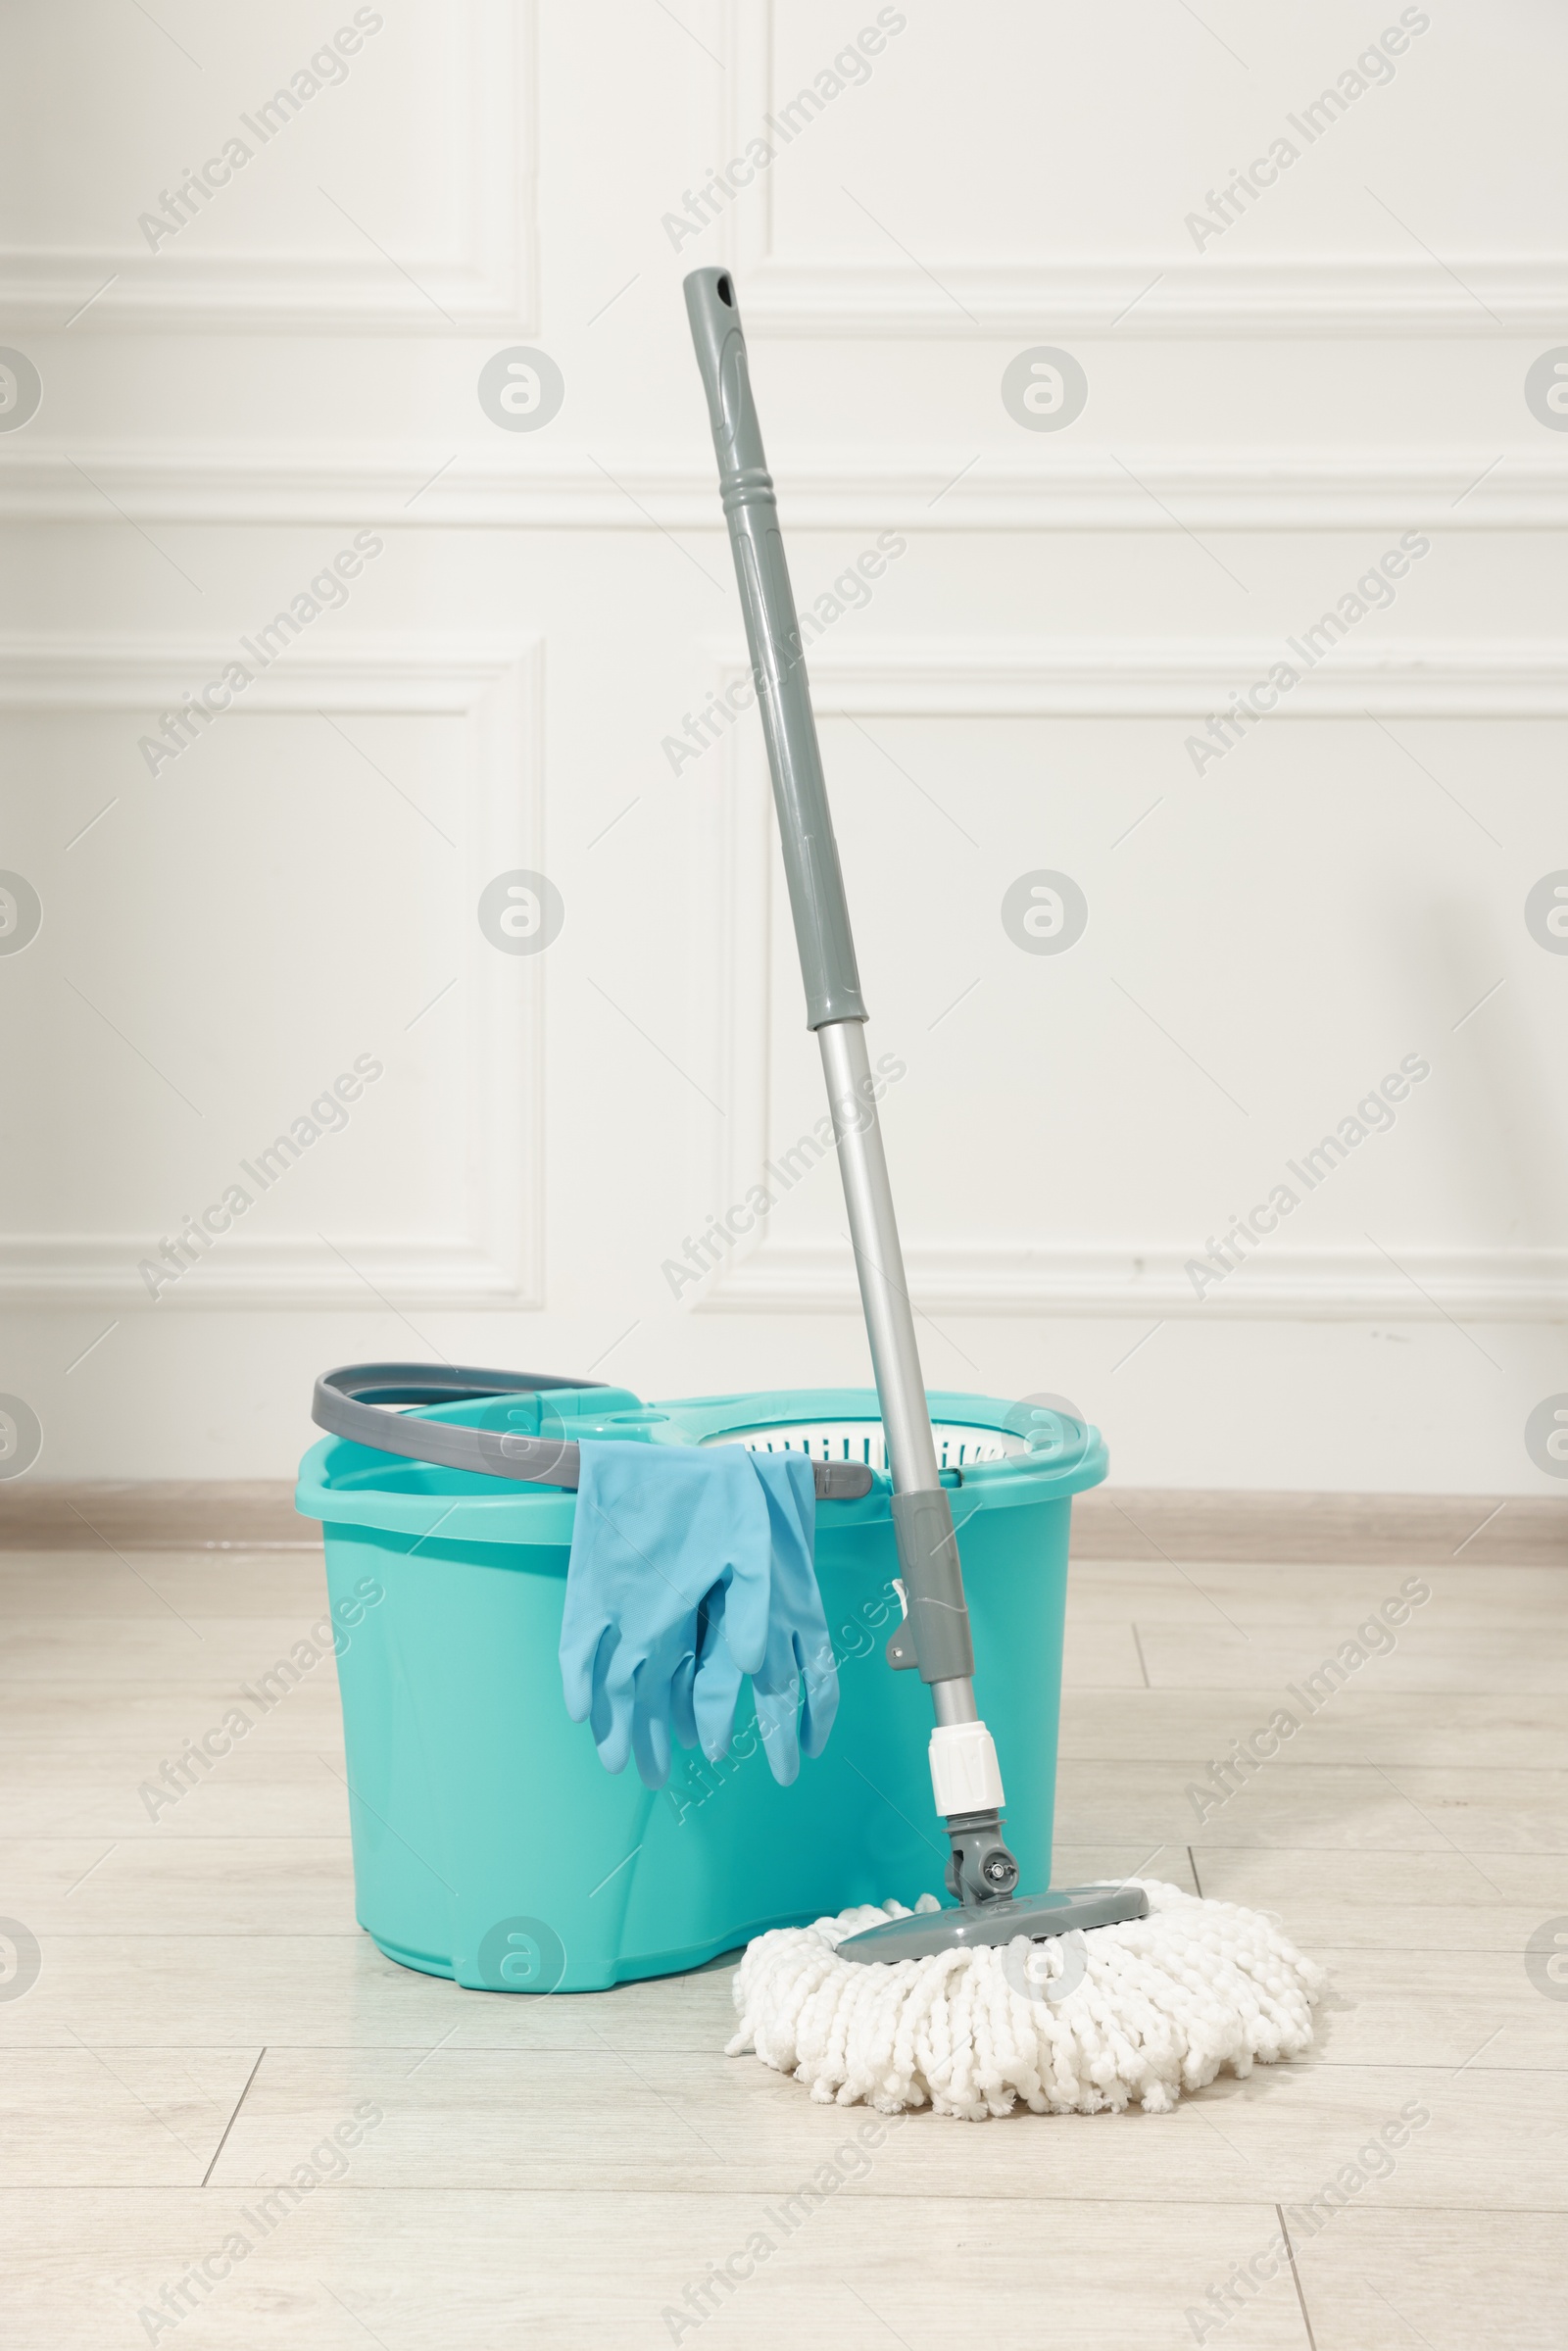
[726,1879,1325,2121]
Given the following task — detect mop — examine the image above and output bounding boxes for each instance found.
[725,1884,1323,2120]
[683,268,1325,2117]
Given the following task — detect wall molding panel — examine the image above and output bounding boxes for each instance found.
[0,632,544,1310]
[704,1238,1568,1321]
[730,255,1568,344]
[3,449,1566,531]
[0,0,535,333]
[720,0,1568,339]
[702,640,1568,721]
[692,641,1566,1325]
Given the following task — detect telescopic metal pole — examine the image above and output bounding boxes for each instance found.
[683,265,1020,1908]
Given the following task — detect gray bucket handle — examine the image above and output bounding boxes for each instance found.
[312,1362,874,1498]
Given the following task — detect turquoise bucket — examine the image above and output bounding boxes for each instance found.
[295,1386,1105,1993]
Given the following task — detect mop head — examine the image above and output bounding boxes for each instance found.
[726,1879,1325,2120]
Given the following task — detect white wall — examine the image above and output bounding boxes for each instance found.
[3,0,1566,1492]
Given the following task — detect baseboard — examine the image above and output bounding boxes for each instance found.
[1070,1490,1567,1568]
[1,1480,1562,1565]
[0,1482,315,1550]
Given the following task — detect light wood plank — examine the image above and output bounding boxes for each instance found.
[1134,1621,1568,1693]
[202,2049,1559,2212]
[0,1837,356,1935]
[1308,1945,1568,2071]
[0,2048,260,2188]
[0,1743,351,1839]
[1072,1491,1568,1567]
[0,2189,1317,2350]
[1059,1689,1568,1769]
[1068,1558,1568,1626]
[0,1550,329,1620]
[0,1677,345,1747]
[1190,1843,1568,1951]
[0,1616,355,1685]
[1291,2206,1568,2350]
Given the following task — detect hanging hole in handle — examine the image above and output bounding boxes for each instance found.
[716,274,733,305]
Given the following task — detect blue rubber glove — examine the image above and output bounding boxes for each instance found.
[664,1455,835,1780]
[748,1451,837,1787]
[669,1575,749,1766]
[561,1441,771,1788]
[625,1605,704,1793]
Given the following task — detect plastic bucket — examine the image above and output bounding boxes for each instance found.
[295,1386,1105,1993]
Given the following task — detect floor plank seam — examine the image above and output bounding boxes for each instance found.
[199,2046,266,2187]
[1275,2201,1319,2348]
[5,2186,1565,2213]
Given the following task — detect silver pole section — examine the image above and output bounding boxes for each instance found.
[684,268,1011,1894]
[685,265,1156,1940]
[817,1017,978,1730]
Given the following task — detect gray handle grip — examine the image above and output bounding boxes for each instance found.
[684,268,867,1031]
[311,1361,874,1499]
[313,1362,600,1488]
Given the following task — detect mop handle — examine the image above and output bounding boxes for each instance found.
[684,267,989,1738]
[682,268,866,1033]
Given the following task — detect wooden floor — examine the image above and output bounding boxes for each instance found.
[2,1520,1564,2347]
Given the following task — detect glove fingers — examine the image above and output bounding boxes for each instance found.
[750,1624,839,1766]
[558,1613,613,1723]
[587,1653,616,1754]
[747,1457,833,1758]
[669,1646,699,1753]
[631,1668,674,1790]
[755,1679,802,1788]
[638,1604,704,1785]
[588,1632,646,1777]
[592,1695,633,1777]
[692,1588,746,1760]
[797,1638,840,1759]
[681,1453,770,1675]
[694,1649,744,1761]
[714,1553,770,1674]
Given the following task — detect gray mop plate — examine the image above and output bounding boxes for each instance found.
[836,1882,1151,1966]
